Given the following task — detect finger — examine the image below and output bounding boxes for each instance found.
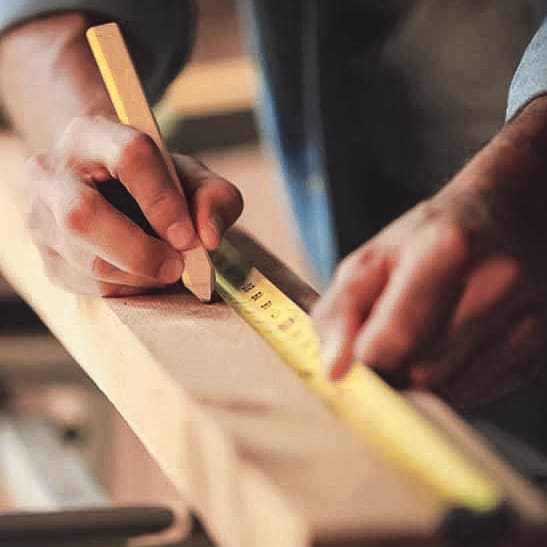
[409,256,525,388]
[353,224,470,373]
[38,167,183,284]
[311,250,390,380]
[39,246,94,294]
[25,195,58,246]
[173,154,244,249]
[87,256,169,288]
[437,313,546,408]
[38,247,144,297]
[57,116,198,250]
[30,203,166,287]
[451,256,522,329]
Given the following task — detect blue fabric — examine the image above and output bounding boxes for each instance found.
[508,15,547,120]
[241,0,337,286]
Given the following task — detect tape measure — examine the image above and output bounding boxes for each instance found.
[212,239,505,519]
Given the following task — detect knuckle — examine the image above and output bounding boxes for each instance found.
[123,244,154,277]
[143,188,174,216]
[498,257,523,287]
[40,246,58,265]
[417,202,471,262]
[120,133,158,168]
[25,155,49,178]
[40,249,61,280]
[387,328,415,361]
[124,254,146,276]
[63,114,110,138]
[60,115,141,173]
[507,313,543,352]
[62,115,86,139]
[334,247,375,285]
[437,223,469,258]
[64,190,99,234]
[334,257,356,284]
[25,201,42,231]
[91,257,116,278]
[58,115,91,153]
[43,263,60,285]
[409,363,434,389]
[310,299,330,327]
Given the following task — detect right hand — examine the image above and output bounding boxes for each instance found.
[24,116,243,296]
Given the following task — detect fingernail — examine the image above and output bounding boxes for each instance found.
[210,215,224,237]
[321,320,346,379]
[202,215,224,249]
[159,257,183,283]
[167,221,197,250]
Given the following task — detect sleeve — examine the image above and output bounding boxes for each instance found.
[0,1,196,104]
[507,16,547,121]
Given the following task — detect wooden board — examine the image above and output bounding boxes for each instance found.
[1,132,547,546]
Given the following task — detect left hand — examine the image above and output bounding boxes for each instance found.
[23,116,243,297]
[312,99,547,409]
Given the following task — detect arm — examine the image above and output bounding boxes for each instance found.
[312,25,547,408]
[0,12,115,150]
[0,9,242,297]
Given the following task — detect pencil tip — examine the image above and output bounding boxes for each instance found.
[182,247,215,302]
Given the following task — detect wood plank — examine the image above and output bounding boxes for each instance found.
[0,132,546,546]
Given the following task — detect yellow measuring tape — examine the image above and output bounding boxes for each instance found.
[87,22,506,530]
[213,239,503,515]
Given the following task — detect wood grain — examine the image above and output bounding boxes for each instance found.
[1,133,546,546]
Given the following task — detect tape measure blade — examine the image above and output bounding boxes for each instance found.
[213,238,504,517]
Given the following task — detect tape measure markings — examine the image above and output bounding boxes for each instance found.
[213,238,503,515]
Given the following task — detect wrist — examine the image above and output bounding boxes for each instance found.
[431,94,547,268]
[0,12,115,151]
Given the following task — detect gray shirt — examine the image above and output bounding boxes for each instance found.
[508,15,547,119]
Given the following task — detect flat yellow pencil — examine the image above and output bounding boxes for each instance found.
[87,22,214,302]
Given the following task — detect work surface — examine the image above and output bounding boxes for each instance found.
[1,133,547,547]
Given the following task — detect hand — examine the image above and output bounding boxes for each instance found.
[312,101,547,408]
[24,116,243,296]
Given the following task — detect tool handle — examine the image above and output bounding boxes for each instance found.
[0,505,173,543]
[87,23,214,301]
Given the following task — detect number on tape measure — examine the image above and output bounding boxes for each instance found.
[212,238,503,516]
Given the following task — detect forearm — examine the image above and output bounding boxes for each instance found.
[313,98,547,406]
[0,12,114,152]
[431,94,547,280]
